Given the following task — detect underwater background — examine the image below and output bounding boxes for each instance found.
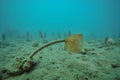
[0,0,120,39]
[0,0,120,80]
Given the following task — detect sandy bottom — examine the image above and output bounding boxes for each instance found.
[0,39,120,80]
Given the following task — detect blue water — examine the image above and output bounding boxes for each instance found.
[0,0,120,39]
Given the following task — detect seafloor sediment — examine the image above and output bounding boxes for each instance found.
[0,39,120,80]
